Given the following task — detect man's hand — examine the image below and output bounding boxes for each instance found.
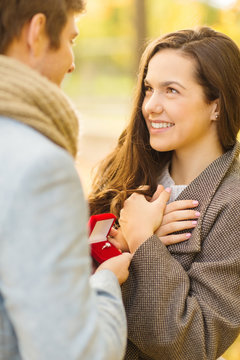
[97,252,132,285]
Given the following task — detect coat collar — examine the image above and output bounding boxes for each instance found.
[167,141,240,254]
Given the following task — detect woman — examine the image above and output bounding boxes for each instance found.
[89,26,240,359]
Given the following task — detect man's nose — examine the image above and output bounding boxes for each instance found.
[68,62,75,73]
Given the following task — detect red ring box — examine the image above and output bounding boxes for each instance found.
[88,213,122,264]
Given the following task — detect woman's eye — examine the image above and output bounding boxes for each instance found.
[144,85,153,93]
[166,87,178,94]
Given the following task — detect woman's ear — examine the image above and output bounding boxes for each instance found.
[210,99,220,121]
[26,13,48,57]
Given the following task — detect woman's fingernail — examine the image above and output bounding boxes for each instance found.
[165,187,172,193]
[192,220,198,225]
[186,233,191,238]
[193,200,199,205]
[195,211,200,217]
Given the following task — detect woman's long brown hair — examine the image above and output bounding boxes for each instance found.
[88,26,240,218]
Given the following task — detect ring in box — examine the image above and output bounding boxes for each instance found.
[88,213,122,264]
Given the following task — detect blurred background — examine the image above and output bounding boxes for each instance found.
[63,1,240,358]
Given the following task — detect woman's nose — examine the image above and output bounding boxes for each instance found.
[144,92,163,114]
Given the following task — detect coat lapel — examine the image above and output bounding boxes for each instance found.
[167,142,240,255]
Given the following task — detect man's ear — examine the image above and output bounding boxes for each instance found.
[27,13,48,57]
[210,99,220,121]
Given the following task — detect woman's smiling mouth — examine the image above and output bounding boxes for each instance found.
[151,121,174,129]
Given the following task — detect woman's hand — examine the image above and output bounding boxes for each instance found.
[155,200,200,245]
[119,185,171,253]
[109,199,200,251]
[108,226,129,252]
[112,184,200,251]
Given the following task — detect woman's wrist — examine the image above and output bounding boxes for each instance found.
[127,230,154,253]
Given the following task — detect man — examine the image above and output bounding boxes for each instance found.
[0,1,132,359]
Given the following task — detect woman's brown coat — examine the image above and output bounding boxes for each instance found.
[122,142,240,360]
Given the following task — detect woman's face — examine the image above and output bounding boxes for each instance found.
[142,49,219,156]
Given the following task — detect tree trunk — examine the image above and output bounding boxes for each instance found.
[135,0,147,72]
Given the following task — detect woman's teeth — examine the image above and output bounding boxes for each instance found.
[151,122,173,129]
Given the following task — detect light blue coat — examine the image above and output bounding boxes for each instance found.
[0,117,127,360]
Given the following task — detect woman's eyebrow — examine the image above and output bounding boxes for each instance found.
[144,79,186,90]
[161,80,186,89]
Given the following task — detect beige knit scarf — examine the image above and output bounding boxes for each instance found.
[0,55,79,157]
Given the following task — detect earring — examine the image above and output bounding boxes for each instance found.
[215,114,219,119]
